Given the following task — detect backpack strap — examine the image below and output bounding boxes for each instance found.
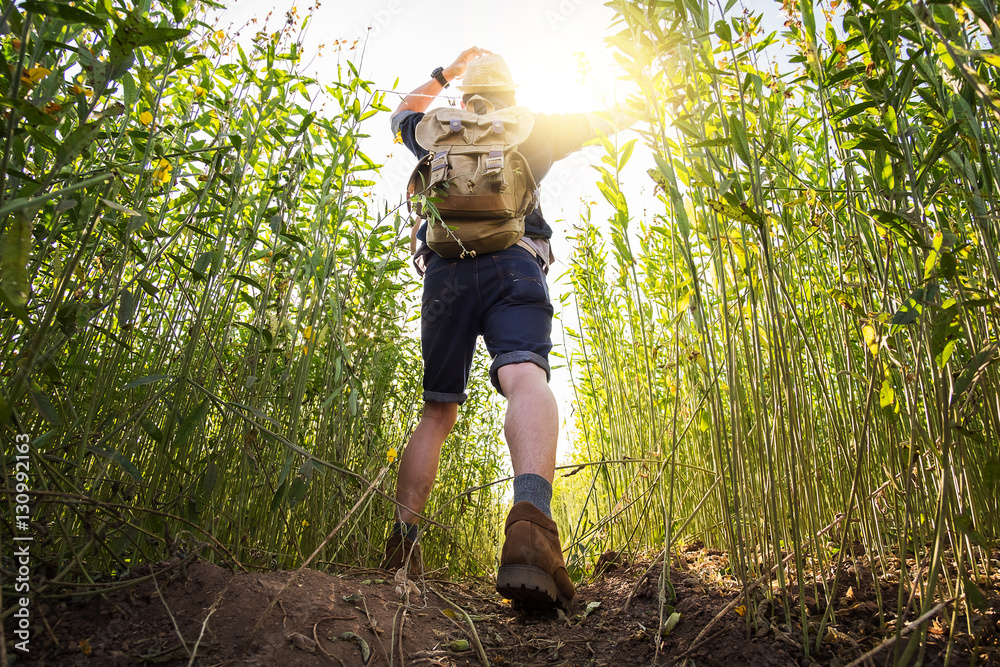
[466,95,495,115]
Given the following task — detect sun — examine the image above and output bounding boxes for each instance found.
[496,16,635,115]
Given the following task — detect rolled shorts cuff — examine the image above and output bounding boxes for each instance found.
[489,351,551,396]
[423,390,468,404]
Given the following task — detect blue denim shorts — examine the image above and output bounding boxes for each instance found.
[421,244,553,403]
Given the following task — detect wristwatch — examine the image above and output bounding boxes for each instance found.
[431,66,449,88]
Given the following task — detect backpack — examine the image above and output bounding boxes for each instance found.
[407,96,537,258]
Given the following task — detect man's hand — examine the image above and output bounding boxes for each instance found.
[391,47,493,124]
[443,46,492,84]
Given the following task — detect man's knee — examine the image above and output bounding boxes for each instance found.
[422,401,459,428]
[497,361,548,396]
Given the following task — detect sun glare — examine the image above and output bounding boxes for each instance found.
[499,13,633,114]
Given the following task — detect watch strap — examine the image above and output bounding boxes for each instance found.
[431,66,449,88]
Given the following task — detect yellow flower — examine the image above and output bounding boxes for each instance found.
[151,158,172,184]
[386,447,398,464]
[20,66,51,87]
[214,30,225,42]
[301,519,309,528]
[139,111,153,126]
[194,85,207,98]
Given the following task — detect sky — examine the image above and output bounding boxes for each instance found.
[209,0,790,460]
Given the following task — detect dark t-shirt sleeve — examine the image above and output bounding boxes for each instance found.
[392,110,429,160]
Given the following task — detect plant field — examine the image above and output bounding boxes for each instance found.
[2,0,998,664]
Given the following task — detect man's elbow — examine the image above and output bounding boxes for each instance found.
[390,110,406,137]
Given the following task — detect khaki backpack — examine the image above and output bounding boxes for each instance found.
[407,96,537,258]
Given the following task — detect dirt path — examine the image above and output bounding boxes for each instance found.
[15,548,1000,666]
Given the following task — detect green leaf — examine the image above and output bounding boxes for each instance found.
[111,451,143,483]
[707,199,760,227]
[140,417,164,443]
[124,374,171,389]
[0,214,32,308]
[714,20,732,43]
[137,278,159,297]
[174,398,210,449]
[0,173,112,219]
[879,379,895,411]
[660,611,682,636]
[230,273,264,291]
[19,1,104,27]
[891,288,930,325]
[30,388,61,425]
[690,137,733,148]
[883,105,898,135]
[118,289,137,328]
[827,64,867,88]
[799,0,816,46]
[170,0,190,22]
[940,252,957,281]
[931,305,960,362]
[618,138,637,170]
[340,632,371,664]
[953,343,1000,404]
[728,113,751,164]
[122,72,138,107]
[954,513,989,550]
[270,479,287,511]
[916,122,959,184]
[200,461,218,500]
[832,100,879,123]
[871,209,924,247]
[841,135,903,159]
[962,574,987,612]
[55,122,104,172]
[193,251,215,281]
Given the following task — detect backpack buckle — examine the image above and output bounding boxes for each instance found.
[429,150,449,185]
[485,149,503,174]
[492,119,504,134]
[450,119,462,133]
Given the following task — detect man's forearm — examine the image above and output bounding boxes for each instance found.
[586,108,640,136]
[391,48,485,122]
[393,78,448,118]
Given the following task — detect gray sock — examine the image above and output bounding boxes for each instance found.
[512,473,553,518]
[392,521,419,541]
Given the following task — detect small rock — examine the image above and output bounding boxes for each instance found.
[287,632,316,653]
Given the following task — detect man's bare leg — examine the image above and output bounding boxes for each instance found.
[498,362,558,481]
[495,361,575,608]
[394,401,458,523]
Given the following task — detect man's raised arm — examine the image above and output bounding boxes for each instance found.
[390,47,489,123]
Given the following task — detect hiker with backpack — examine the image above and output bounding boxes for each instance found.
[382,47,633,610]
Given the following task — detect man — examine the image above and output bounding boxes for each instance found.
[383,47,632,610]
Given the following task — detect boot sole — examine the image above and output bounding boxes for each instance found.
[496,564,571,610]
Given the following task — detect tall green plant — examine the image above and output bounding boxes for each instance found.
[563,0,998,661]
[0,0,507,604]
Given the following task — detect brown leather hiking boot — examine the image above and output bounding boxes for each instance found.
[381,535,423,575]
[496,501,575,609]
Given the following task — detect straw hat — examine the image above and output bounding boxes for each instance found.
[456,54,518,93]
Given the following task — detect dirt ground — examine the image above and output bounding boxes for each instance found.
[8,545,1000,666]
